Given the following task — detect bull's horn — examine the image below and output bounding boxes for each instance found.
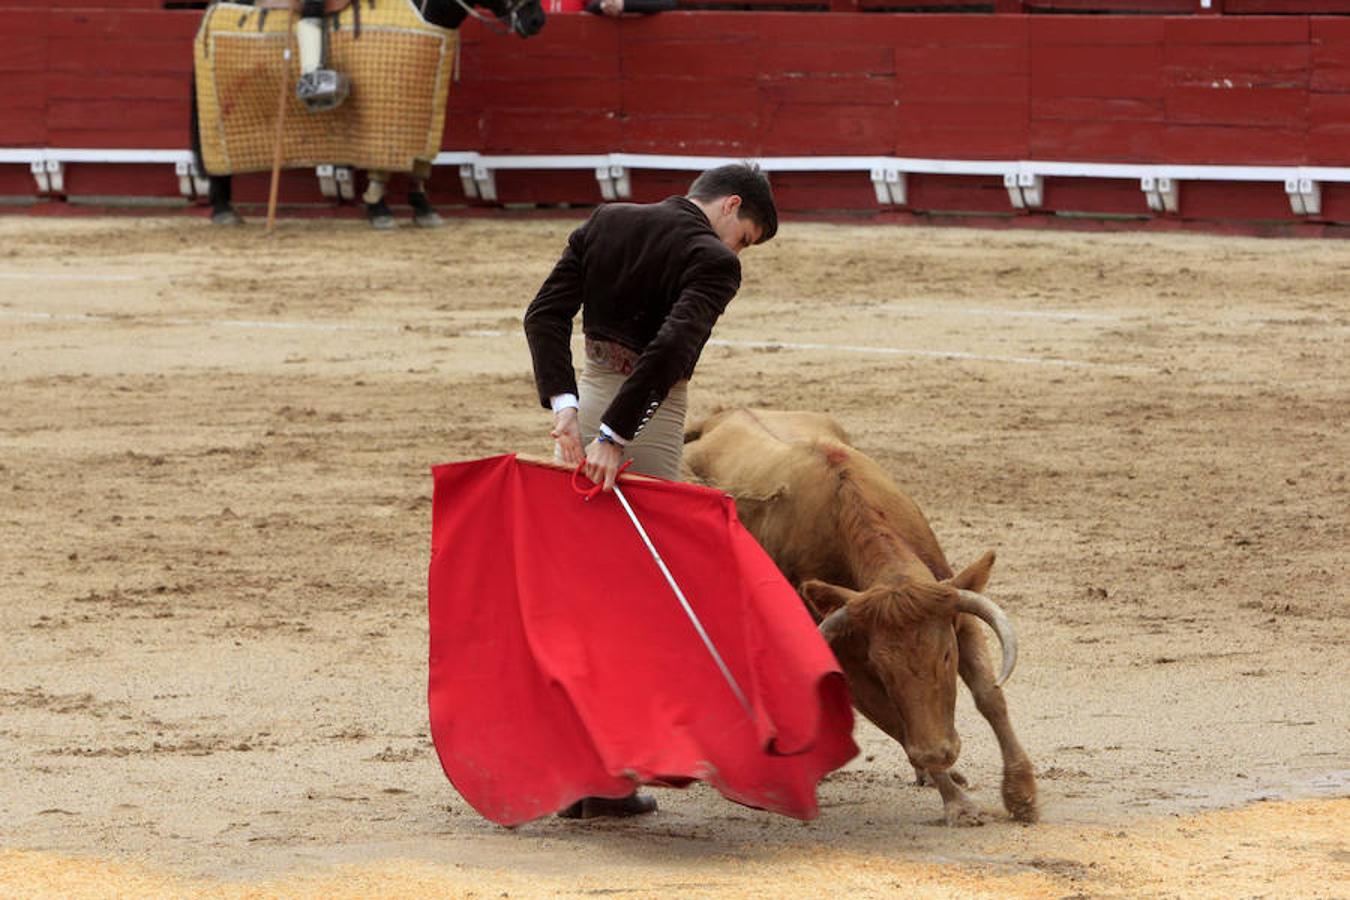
[819,606,851,641]
[955,589,1018,686]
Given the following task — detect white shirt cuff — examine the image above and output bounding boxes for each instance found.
[549,393,579,414]
[598,423,627,446]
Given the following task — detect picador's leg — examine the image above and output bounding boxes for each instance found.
[295,1,348,111]
[363,171,396,231]
[956,614,1039,822]
[408,160,442,228]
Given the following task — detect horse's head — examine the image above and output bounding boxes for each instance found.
[420,0,544,37]
[496,0,546,36]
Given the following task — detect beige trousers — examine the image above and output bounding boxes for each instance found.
[568,359,688,481]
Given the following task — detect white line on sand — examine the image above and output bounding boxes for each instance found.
[0,310,400,333]
[0,272,145,283]
[1,310,1145,371]
[877,304,1122,322]
[707,337,1150,372]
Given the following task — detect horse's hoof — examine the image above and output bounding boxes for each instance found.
[367,200,397,231]
[409,192,443,228]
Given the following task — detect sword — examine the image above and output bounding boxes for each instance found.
[610,482,756,722]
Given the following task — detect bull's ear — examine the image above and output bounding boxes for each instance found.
[799,579,858,620]
[948,549,996,594]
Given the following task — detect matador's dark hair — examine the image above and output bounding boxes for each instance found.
[688,163,778,244]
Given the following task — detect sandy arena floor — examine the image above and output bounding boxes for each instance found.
[1,213,1347,898]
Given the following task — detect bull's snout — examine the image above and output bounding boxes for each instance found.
[906,736,960,773]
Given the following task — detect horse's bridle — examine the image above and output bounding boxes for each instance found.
[433,0,542,37]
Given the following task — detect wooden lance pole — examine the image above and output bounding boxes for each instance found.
[264,7,295,237]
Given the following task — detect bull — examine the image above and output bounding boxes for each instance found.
[683,408,1038,825]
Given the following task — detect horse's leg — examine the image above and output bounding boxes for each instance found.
[363,170,396,230]
[190,70,241,225]
[956,614,1038,822]
[208,176,242,226]
[408,160,442,228]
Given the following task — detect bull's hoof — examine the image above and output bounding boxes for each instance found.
[1002,763,1039,823]
[942,799,987,827]
[557,792,657,819]
[1003,782,1039,823]
[915,768,967,788]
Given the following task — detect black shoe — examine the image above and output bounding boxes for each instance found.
[557,792,657,819]
[366,199,396,231]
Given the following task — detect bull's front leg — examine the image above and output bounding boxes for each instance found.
[956,614,1039,822]
[839,651,985,828]
[928,770,984,827]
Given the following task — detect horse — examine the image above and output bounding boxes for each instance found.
[191,0,546,228]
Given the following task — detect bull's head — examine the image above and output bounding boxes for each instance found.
[801,558,1016,774]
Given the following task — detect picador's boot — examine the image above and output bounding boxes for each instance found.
[557,791,658,819]
[408,191,443,228]
[294,9,348,112]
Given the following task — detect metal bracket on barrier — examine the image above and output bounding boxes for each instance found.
[176,161,197,198]
[45,160,65,194]
[1285,178,1321,216]
[1005,172,1043,210]
[317,164,338,198]
[472,163,497,203]
[458,164,478,199]
[191,162,210,198]
[596,165,631,201]
[335,166,354,201]
[32,160,66,195]
[1142,176,1180,214]
[870,167,906,206]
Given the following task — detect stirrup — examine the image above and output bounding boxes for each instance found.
[296,69,349,112]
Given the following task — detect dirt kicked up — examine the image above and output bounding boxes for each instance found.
[1,216,1347,898]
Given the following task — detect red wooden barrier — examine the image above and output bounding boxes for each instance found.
[3,5,1350,229]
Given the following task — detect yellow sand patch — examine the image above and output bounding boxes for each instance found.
[5,799,1345,899]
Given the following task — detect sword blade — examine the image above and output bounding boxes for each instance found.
[612,484,756,722]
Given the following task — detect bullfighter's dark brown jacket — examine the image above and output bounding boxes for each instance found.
[523,196,742,441]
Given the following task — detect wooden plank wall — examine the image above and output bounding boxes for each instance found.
[2,5,1350,224]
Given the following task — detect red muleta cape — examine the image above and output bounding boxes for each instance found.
[427,455,857,826]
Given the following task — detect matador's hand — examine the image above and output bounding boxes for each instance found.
[584,437,625,491]
[551,407,584,465]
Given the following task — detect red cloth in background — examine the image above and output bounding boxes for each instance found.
[427,454,857,826]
